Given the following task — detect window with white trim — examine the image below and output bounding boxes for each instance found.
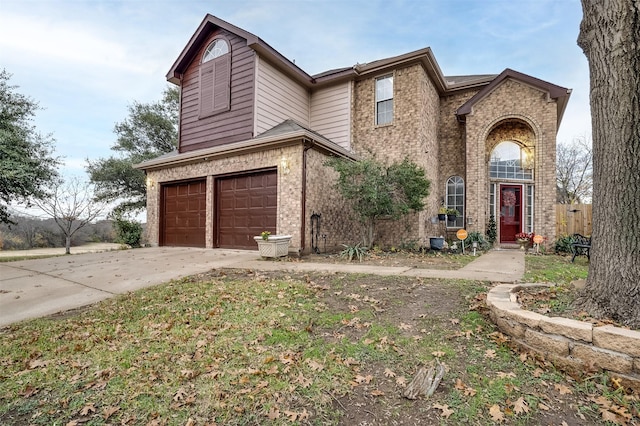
[446,176,464,228]
[200,38,231,118]
[375,75,393,125]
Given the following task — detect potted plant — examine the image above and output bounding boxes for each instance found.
[437,206,447,221]
[446,208,459,222]
[254,231,292,258]
[515,232,533,251]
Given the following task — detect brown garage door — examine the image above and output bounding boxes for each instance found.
[217,170,277,249]
[161,180,207,247]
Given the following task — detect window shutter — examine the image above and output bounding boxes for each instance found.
[199,61,215,117]
[212,55,230,113]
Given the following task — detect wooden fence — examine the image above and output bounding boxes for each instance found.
[556,204,592,236]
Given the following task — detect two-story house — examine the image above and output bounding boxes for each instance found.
[137,14,571,253]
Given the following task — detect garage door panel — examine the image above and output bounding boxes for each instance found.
[162,179,206,248]
[217,171,277,249]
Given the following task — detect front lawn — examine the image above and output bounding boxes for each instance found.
[1,266,636,425]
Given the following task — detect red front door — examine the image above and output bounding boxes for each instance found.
[499,185,522,243]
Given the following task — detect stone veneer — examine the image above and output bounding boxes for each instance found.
[487,283,640,392]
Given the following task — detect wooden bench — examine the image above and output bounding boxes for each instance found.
[571,233,591,263]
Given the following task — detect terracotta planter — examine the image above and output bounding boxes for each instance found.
[254,235,292,258]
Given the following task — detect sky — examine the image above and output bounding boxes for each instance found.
[1,0,591,181]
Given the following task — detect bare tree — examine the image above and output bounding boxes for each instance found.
[576,0,640,328]
[556,135,592,204]
[33,178,106,254]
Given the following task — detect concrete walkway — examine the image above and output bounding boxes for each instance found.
[0,247,524,328]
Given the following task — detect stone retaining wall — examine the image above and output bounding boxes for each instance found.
[487,283,640,392]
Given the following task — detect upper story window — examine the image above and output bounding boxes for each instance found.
[446,176,464,228]
[490,141,533,180]
[375,75,393,125]
[203,39,229,62]
[200,38,231,118]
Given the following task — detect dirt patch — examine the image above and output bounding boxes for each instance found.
[223,268,628,425]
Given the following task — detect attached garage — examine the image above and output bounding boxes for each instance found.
[161,180,207,247]
[217,170,277,249]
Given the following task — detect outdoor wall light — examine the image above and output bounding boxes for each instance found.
[520,146,534,169]
[280,156,291,175]
[146,177,155,189]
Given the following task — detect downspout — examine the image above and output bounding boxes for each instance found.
[300,139,314,254]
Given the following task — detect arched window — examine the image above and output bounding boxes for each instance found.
[446,176,464,228]
[203,39,229,62]
[199,38,231,117]
[490,141,533,180]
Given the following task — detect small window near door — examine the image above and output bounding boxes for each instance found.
[446,176,464,228]
[375,75,393,125]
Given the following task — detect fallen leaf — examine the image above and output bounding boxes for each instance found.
[454,378,466,391]
[103,406,119,420]
[370,389,385,396]
[396,376,407,387]
[464,386,477,396]
[433,403,454,419]
[306,359,324,371]
[554,383,573,395]
[532,368,544,378]
[496,371,516,378]
[449,318,460,325]
[538,402,550,411]
[399,323,412,330]
[266,406,280,420]
[601,409,627,425]
[284,410,298,421]
[354,374,373,384]
[519,352,528,362]
[384,368,396,378]
[484,349,496,359]
[80,402,96,416]
[512,397,529,415]
[29,359,50,369]
[489,404,505,422]
[185,418,196,426]
[295,373,312,388]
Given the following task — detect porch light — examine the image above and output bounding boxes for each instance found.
[146,177,155,189]
[520,146,534,170]
[280,156,291,175]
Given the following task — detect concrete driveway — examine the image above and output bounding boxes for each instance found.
[0,247,258,327]
[1,247,523,328]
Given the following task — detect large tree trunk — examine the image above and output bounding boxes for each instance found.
[576,0,640,328]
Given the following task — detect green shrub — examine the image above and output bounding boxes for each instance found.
[340,243,368,262]
[113,214,143,247]
[486,215,497,245]
[467,231,491,250]
[554,234,574,254]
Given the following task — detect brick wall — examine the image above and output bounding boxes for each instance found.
[463,79,559,243]
[350,64,441,248]
[145,144,303,249]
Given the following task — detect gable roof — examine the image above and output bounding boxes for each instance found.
[167,14,498,94]
[456,68,572,125]
[166,14,313,86]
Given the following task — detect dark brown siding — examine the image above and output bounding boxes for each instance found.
[216,170,277,249]
[161,180,207,247]
[180,29,255,153]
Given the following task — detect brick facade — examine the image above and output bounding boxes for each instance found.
[140,15,569,253]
